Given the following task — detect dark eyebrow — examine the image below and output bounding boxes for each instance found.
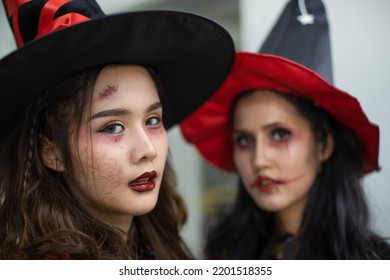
[90,102,162,121]
[90,108,130,120]
[146,102,162,113]
[233,122,285,133]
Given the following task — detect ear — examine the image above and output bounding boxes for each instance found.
[318,134,334,162]
[40,137,65,172]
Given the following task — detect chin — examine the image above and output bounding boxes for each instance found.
[256,200,285,213]
[132,202,159,216]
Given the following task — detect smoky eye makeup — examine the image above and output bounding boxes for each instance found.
[270,127,292,142]
[233,132,254,148]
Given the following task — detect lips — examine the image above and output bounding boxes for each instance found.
[128,171,157,192]
[251,175,282,192]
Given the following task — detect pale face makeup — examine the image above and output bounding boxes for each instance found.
[72,65,168,233]
[232,90,329,233]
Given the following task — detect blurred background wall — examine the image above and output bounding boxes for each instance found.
[1,0,389,258]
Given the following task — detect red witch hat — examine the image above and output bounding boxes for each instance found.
[180,52,379,174]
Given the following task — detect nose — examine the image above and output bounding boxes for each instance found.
[252,137,270,171]
[131,127,157,163]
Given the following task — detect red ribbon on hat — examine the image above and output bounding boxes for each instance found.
[4,0,30,46]
[5,0,90,47]
[37,0,90,41]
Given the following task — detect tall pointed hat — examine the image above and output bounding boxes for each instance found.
[259,0,333,83]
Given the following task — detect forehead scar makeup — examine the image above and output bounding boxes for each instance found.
[98,85,118,100]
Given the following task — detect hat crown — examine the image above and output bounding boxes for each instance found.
[3,0,104,47]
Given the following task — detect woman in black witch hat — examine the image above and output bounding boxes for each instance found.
[0,0,234,259]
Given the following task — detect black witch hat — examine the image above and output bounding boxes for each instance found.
[259,0,333,83]
[0,0,235,141]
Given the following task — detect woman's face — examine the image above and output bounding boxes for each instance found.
[73,65,168,232]
[232,90,331,217]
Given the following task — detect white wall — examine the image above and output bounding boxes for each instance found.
[240,0,390,238]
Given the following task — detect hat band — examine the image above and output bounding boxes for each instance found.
[5,0,90,47]
[38,0,90,41]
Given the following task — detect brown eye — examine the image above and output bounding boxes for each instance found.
[271,128,291,142]
[145,116,161,127]
[99,123,124,134]
[233,134,254,148]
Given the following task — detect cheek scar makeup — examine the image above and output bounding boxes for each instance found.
[98,85,118,100]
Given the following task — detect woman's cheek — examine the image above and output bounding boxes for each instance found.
[148,125,167,135]
[93,133,125,145]
[148,126,169,145]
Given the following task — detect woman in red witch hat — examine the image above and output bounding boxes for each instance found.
[180,52,390,259]
[0,0,234,259]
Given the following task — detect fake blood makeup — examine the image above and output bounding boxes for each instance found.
[251,175,283,192]
[128,171,157,192]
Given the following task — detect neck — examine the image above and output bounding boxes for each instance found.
[272,197,308,259]
[275,198,307,237]
[100,213,134,238]
[273,207,304,260]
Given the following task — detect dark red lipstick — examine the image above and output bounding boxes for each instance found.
[251,175,282,192]
[128,171,157,192]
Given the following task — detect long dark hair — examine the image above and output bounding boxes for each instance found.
[0,64,192,259]
[204,90,390,259]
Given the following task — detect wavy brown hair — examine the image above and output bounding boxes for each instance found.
[0,65,192,259]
